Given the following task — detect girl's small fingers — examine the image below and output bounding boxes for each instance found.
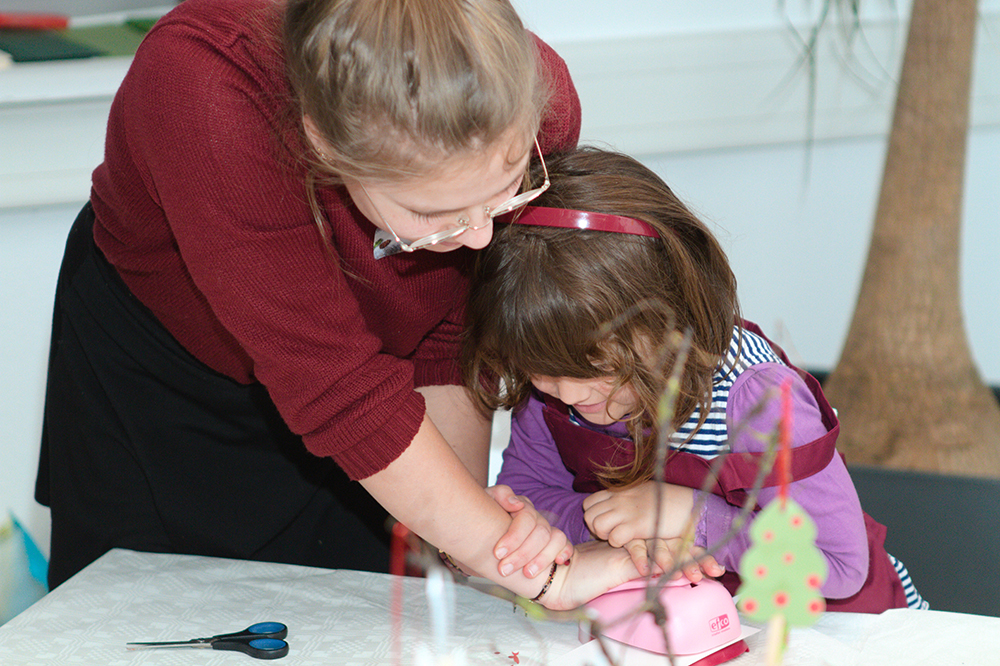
[606,524,635,549]
[680,555,705,583]
[624,540,651,576]
[556,542,574,565]
[651,539,675,574]
[700,555,726,577]
[686,565,704,582]
[581,491,605,511]
[687,546,725,578]
[584,489,617,511]
[582,510,604,540]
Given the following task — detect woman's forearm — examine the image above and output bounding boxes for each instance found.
[417,384,492,485]
[359,415,552,599]
[361,415,643,608]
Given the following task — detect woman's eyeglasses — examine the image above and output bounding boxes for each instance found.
[362,137,549,252]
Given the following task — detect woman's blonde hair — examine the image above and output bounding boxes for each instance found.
[462,148,741,488]
[284,0,547,182]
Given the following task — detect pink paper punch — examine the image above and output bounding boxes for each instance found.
[581,575,748,665]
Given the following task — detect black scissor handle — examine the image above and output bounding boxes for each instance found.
[212,622,288,642]
[214,637,289,660]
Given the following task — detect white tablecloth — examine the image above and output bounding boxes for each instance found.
[0,549,996,665]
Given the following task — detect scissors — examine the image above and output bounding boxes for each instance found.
[126,621,289,660]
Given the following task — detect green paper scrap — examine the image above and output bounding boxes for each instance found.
[0,28,103,62]
[737,496,828,627]
[0,19,157,62]
[126,18,161,34]
[59,23,150,58]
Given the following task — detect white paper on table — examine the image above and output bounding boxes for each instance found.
[554,625,758,666]
[729,619,861,666]
[3,551,999,666]
[819,608,1000,665]
[0,550,584,666]
[707,608,1000,666]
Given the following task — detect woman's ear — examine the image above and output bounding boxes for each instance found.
[302,115,328,157]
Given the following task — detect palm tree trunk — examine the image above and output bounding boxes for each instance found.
[822,0,1000,476]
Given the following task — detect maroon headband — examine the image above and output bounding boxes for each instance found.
[500,206,659,238]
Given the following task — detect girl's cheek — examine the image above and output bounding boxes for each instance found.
[530,378,555,396]
[612,385,640,410]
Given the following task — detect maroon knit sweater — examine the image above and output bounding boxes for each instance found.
[90,0,581,479]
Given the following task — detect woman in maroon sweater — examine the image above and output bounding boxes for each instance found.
[36,0,641,607]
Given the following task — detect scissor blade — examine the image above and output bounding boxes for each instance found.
[126,640,213,650]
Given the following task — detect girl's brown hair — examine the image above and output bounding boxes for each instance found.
[462,147,741,488]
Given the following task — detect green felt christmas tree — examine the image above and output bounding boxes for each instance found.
[737,381,828,663]
[737,496,827,624]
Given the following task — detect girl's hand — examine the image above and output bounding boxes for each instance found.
[486,485,573,578]
[582,481,695,547]
[623,538,726,582]
[534,540,642,611]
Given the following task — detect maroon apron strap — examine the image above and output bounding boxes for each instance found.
[541,321,842,500]
[542,397,837,502]
[691,427,839,506]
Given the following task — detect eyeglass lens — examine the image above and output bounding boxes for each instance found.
[370,137,548,251]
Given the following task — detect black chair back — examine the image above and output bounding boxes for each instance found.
[848,464,1000,617]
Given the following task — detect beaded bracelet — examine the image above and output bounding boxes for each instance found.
[531,561,560,602]
[438,549,464,574]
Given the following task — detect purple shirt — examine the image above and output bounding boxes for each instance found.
[496,362,869,599]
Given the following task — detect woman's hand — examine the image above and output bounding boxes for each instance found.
[582,481,695,547]
[622,538,725,582]
[533,540,642,611]
[487,485,573,578]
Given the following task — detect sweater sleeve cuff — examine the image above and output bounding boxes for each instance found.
[331,390,426,480]
[412,358,462,388]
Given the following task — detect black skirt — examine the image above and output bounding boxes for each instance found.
[36,203,391,589]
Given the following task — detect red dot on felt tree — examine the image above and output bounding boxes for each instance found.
[807,574,822,588]
[809,599,824,614]
[791,515,803,528]
[774,592,789,607]
[755,565,768,578]
[763,530,775,542]
[743,598,759,613]
[783,552,795,565]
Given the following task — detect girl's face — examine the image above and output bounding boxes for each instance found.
[529,375,640,426]
[342,132,531,253]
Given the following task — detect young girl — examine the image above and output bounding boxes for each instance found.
[36,0,638,610]
[463,147,928,612]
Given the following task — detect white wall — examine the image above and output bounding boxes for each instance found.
[3,1,999,554]
[0,205,78,552]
